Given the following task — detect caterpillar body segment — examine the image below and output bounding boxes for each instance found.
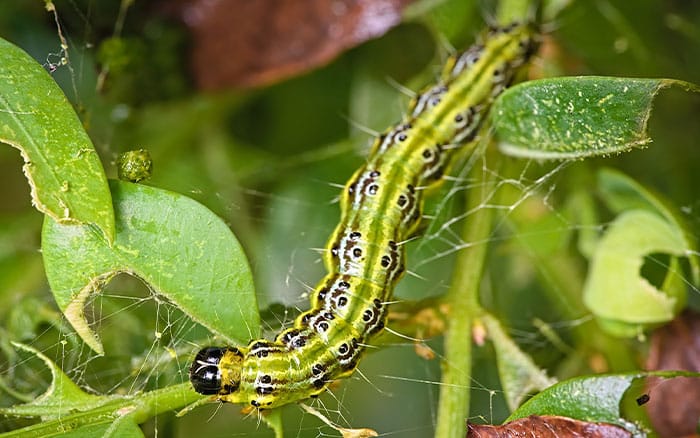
[190,21,538,410]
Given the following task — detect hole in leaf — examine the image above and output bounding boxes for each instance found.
[639,252,671,290]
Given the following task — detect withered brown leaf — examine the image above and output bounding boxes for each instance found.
[646,311,700,438]
[175,0,414,89]
[467,415,632,438]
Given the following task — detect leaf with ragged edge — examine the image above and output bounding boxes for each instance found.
[597,168,700,285]
[582,210,688,337]
[0,343,202,437]
[491,76,699,159]
[507,371,700,434]
[0,37,114,242]
[42,180,259,355]
[482,313,556,411]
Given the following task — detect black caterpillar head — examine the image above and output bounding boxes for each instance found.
[189,347,226,395]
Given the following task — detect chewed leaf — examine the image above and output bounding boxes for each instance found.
[482,314,556,411]
[492,76,699,159]
[42,180,259,355]
[583,210,688,337]
[468,415,632,437]
[0,343,108,419]
[597,168,700,285]
[0,37,114,242]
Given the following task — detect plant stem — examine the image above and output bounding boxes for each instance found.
[435,2,536,435]
[497,0,536,24]
[435,152,501,438]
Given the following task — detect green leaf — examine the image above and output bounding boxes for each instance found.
[507,371,700,430]
[492,76,699,159]
[482,314,556,411]
[583,210,688,337]
[0,37,114,242]
[508,374,636,425]
[0,343,201,437]
[597,168,699,284]
[43,421,145,438]
[0,343,107,419]
[42,180,259,355]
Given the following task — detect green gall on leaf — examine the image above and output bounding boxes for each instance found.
[117,149,153,183]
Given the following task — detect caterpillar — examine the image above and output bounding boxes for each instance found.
[189,21,538,410]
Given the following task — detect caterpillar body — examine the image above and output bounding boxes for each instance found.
[190,22,538,410]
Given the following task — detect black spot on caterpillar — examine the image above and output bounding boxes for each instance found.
[190,21,538,410]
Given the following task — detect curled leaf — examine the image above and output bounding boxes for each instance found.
[492,76,699,159]
[582,210,688,337]
[597,168,700,285]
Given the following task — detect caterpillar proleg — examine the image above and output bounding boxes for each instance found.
[190,21,538,410]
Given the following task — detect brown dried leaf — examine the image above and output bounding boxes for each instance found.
[176,0,414,89]
[299,403,378,438]
[414,340,436,360]
[467,415,632,438]
[646,310,700,438]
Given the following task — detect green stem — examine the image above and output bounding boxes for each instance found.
[435,152,501,438]
[497,0,537,24]
[434,3,537,435]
